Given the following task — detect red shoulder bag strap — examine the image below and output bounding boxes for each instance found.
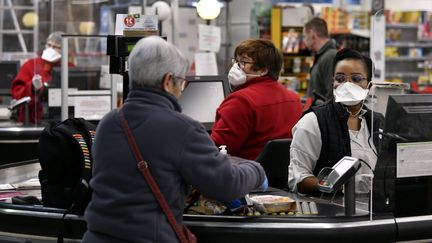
[118,109,189,243]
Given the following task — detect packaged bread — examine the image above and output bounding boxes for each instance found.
[249,195,296,213]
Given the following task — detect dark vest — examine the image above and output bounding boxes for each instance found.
[307,100,384,175]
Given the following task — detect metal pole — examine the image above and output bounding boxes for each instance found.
[225,0,232,74]
[170,0,178,45]
[24,103,29,126]
[111,74,117,109]
[61,36,69,121]
[6,0,27,52]
[33,0,39,54]
[344,177,356,216]
[50,0,54,33]
[142,0,147,14]
[0,0,4,54]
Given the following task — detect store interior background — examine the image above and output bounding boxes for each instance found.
[0,3,432,241]
[0,0,432,109]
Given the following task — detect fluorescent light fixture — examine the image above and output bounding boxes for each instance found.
[71,0,109,4]
[191,1,224,8]
[196,0,221,20]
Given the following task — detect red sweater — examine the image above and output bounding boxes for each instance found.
[211,76,302,160]
[11,57,54,123]
[11,57,74,123]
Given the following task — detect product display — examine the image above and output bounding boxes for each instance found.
[384,10,432,89]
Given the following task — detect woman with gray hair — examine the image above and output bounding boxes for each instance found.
[82,36,267,243]
[128,35,189,93]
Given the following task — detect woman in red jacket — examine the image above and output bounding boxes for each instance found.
[211,39,303,160]
[11,31,65,124]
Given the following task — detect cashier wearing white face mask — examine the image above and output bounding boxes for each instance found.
[288,48,385,195]
[41,41,62,63]
[228,59,262,88]
[11,31,70,124]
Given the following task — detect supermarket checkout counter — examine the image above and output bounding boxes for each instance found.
[0,126,43,166]
[0,161,431,242]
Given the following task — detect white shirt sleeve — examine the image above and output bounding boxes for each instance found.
[288,112,322,192]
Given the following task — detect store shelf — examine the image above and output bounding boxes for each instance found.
[386,23,418,29]
[386,72,426,78]
[330,29,370,38]
[386,56,430,61]
[331,30,370,57]
[386,42,432,48]
[419,37,432,42]
[0,30,35,34]
[384,13,432,84]
[0,5,35,10]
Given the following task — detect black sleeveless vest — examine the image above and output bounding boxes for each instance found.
[306,100,384,175]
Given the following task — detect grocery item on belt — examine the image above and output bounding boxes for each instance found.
[249,195,296,213]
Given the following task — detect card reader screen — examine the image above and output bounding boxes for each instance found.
[334,157,356,176]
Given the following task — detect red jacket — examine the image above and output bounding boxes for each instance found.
[211,76,303,160]
[11,57,73,123]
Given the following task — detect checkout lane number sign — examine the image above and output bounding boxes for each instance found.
[114,14,158,35]
[124,16,135,27]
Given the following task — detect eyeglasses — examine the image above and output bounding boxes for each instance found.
[334,73,367,84]
[174,76,189,91]
[46,42,61,50]
[231,58,254,67]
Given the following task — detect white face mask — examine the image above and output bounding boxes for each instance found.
[334,81,369,106]
[228,63,260,87]
[41,47,61,63]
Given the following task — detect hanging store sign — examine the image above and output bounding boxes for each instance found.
[114,14,158,35]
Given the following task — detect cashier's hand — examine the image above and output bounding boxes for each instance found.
[32,74,43,91]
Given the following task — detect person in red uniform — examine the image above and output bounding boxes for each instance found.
[11,31,65,124]
[211,39,303,160]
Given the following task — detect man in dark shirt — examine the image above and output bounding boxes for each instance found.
[303,17,338,100]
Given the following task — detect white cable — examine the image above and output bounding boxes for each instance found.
[368,7,384,222]
[370,173,374,221]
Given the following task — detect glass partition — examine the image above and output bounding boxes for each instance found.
[51,35,121,123]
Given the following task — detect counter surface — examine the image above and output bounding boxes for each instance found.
[0,161,431,242]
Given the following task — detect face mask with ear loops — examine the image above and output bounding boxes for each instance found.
[228,63,261,87]
[41,47,61,63]
[334,81,369,106]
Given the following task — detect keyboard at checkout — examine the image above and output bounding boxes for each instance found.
[298,201,319,215]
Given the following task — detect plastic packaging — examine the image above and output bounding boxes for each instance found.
[249,195,296,213]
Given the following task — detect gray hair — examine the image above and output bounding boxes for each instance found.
[128,36,189,89]
[47,31,65,46]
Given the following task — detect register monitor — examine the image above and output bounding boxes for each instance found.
[384,94,432,142]
[374,94,432,217]
[178,76,230,131]
[51,67,101,90]
[0,61,20,96]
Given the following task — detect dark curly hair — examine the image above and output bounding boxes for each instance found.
[332,48,373,81]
